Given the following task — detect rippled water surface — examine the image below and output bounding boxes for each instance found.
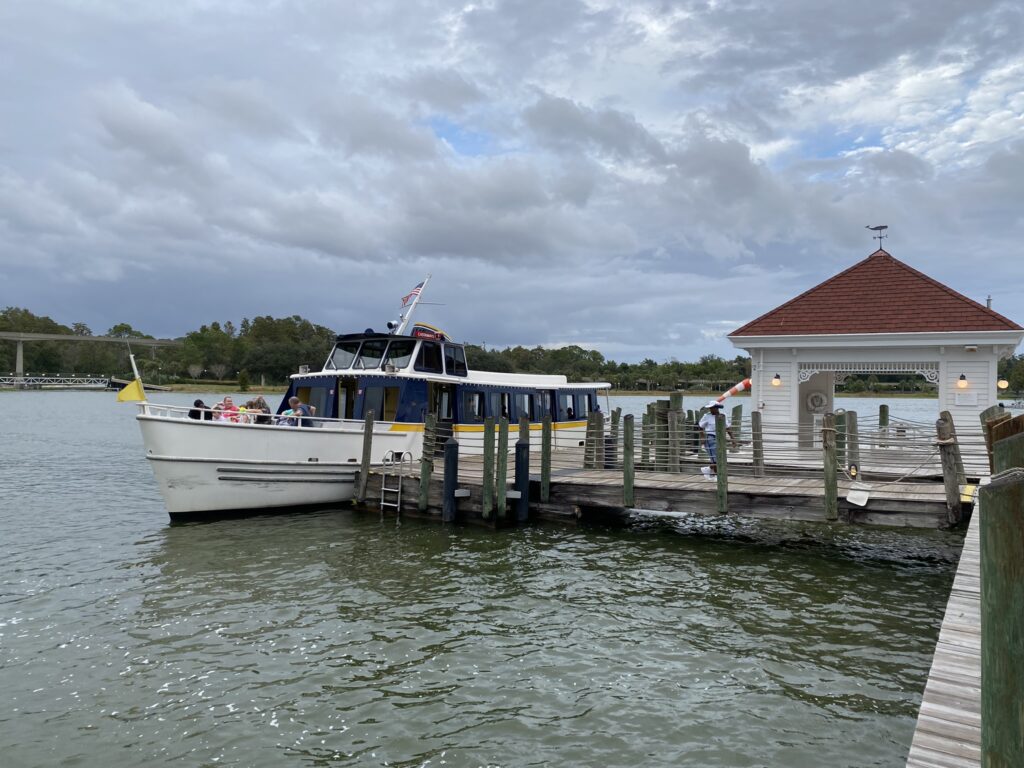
[1,392,963,767]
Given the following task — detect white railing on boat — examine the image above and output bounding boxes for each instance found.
[137,402,372,430]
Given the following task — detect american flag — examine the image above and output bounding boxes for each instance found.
[401,281,424,307]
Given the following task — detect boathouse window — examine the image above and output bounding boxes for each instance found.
[462,391,484,423]
[415,341,443,373]
[354,339,388,369]
[329,341,361,370]
[384,340,416,370]
[444,345,468,377]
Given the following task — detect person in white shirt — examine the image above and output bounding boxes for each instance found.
[698,402,733,479]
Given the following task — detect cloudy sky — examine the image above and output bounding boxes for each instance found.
[2,1,1022,362]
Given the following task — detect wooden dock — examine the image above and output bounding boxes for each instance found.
[360,457,963,528]
[906,495,981,768]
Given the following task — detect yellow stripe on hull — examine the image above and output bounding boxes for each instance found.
[452,421,585,433]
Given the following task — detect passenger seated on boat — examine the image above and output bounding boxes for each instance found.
[246,397,273,425]
[566,407,575,420]
[289,396,316,427]
[276,408,297,426]
[188,399,213,420]
[220,396,241,422]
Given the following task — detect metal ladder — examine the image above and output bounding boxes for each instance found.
[380,450,414,514]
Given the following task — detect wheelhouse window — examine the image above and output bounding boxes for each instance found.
[513,393,530,420]
[354,339,388,369]
[415,341,443,373]
[329,341,361,370]
[557,393,575,420]
[384,340,416,370]
[444,345,468,377]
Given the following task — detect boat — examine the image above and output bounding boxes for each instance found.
[135,277,610,519]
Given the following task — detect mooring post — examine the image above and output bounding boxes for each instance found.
[878,403,889,447]
[594,411,606,469]
[496,417,509,517]
[623,414,635,508]
[751,409,765,477]
[822,412,838,521]
[583,413,596,469]
[980,466,1024,767]
[714,412,729,514]
[937,409,966,485]
[834,411,846,469]
[669,391,683,411]
[655,400,669,470]
[519,414,530,444]
[540,415,552,503]
[514,439,529,522]
[731,403,743,448]
[418,414,436,511]
[668,409,681,473]
[686,409,697,454]
[846,410,860,474]
[355,409,375,503]
[935,415,962,526]
[482,416,495,519]
[442,437,459,523]
[641,411,651,469]
[609,407,621,468]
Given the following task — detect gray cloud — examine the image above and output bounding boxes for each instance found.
[0,0,1021,364]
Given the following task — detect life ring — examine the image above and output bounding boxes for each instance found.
[805,391,828,413]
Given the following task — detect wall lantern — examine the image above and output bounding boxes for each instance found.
[997,379,1009,390]
[956,373,969,389]
[771,374,782,387]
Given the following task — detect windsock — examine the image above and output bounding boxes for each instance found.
[716,378,751,403]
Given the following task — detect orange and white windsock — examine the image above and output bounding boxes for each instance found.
[716,378,751,403]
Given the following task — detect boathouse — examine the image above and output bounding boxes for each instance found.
[728,249,1024,432]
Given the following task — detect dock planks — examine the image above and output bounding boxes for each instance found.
[905,502,981,768]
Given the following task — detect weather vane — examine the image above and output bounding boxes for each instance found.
[865,224,888,248]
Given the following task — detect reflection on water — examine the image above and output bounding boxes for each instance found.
[0,392,961,766]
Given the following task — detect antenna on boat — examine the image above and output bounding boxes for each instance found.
[392,274,431,335]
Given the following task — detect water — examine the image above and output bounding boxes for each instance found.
[1,392,964,767]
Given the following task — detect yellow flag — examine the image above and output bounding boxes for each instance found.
[117,378,146,402]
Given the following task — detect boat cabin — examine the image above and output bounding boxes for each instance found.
[280,329,607,428]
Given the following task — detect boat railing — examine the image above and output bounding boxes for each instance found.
[137,402,371,430]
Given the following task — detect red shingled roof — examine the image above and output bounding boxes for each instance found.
[731,249,1022,337]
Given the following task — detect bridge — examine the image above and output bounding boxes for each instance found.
[0,331,181,388]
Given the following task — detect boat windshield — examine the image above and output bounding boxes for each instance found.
[329,341,361,369]
[354,339,389,369]
[384,340,416,369]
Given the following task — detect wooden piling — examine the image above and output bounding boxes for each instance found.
[496,417,509,516]
[980,467,1024,767]
[846,410,860,473]
[418,414,436,511]
[519,415,530,444]
[935,415,962,526]
[668,409,681,472]
[714,413,729,514]
[939,409,966,485]
[834,411,846,469]
[540,416,552,503]
[655,400,669,470]
[514,440,529,522]
[751,410,765,477]
[623,414,635,508]
[822,412,838,521]
[609,407,620,468]
[583,413,597,469]
[481,417,495,519]
[669,391,683,411]
[355,409,375,502]
[442,437,458,523]
[878,403,889,448]
[594,411,606,470]
[640,412,651,469]
[730,403,743,448]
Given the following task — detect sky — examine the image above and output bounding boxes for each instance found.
[1,0,1022,363]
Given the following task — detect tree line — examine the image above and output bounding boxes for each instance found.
[4,306,1023,394]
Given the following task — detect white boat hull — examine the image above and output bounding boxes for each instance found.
[137,409,422,518]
